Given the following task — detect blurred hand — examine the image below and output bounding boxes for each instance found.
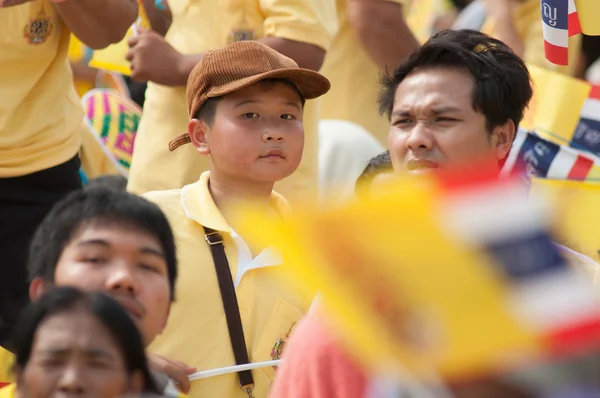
[126,27,185,85]
[148,353,196,394]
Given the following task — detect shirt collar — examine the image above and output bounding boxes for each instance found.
[180,171,292,232]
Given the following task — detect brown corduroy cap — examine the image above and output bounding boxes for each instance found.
[169,41,331,151]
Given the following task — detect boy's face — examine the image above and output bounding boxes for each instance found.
[387,68,514,175]
[31,225,171,347]
[190,80,304,184]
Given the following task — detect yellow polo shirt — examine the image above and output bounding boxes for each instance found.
[144,172,310,398]
[481,0,581,76]
[127,0,338,206]
[0,1,83,178]
[0,347,12,388]
[0,384,14,398]
[319,0,411,144]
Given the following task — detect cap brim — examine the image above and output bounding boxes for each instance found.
[207,67,331,100]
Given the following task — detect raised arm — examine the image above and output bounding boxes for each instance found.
[347,0,419,70]
[55,0,138,49]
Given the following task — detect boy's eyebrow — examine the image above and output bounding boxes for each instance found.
[76,240,165,258]
[233,99,302,110]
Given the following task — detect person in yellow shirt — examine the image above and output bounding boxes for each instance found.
[319,0,419,144]
[481,0,581,76]
[0,0,138,353]
[142,41,330,398]
[124,0,336,208]
[0,188,185,397]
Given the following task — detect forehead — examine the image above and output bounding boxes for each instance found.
[393,67,476,112]
[221,80,303,104]
[68,223,162,248]
[33,311,117,351]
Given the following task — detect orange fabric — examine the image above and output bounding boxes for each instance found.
[269,311,367,398]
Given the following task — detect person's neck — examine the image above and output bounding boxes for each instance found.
[208,170,275,229]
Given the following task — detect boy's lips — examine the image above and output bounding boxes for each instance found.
[260,148,285,160]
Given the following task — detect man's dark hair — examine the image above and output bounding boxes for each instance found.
[85,175,127,192]
[378,29,533,134]
[355,150,393,193]
[194,78,306,126]
[27,189,177,301]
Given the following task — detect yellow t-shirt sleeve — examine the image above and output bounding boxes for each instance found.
[0,384,15,398]
[259,0,339,51]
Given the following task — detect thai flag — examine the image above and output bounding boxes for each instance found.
[502,129,598,181]
[438,172,600,358]
[568,0,582,36]
[571,85,600,156]
[541,0,569,65]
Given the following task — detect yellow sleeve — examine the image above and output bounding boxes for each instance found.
[259,0,339,51]
[522,14,581,77]
[0,384,15,398]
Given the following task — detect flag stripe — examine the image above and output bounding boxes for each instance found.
[567,155,594,179]
[542,23,570,47]
[543,41,569,65]
[546,148,575,178]
[578,97,600,120]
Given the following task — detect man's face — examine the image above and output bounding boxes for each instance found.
[387,67,514,175]
[32,225,171,347]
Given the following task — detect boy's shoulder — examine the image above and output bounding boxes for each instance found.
[142,187,190,223]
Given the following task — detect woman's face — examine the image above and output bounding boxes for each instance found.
[17,310,142,398]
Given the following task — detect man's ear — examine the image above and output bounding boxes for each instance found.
[188,119,210,155]
[490,119,516,161]
[29,277,50,301]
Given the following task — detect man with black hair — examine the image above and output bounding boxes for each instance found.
[0,189,184,396]
[379,29,532,175]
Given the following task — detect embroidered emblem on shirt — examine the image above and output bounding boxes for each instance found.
[270,323,296,370]
[24,6,53,45]
[228,28,256,44]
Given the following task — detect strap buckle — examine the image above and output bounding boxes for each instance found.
[241,383,255,398]
[205,231,223,245]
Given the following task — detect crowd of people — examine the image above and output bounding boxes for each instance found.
[1,0,599,397]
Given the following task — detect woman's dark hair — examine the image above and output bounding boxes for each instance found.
[379,29,533,136]
[27,188,177,300]
[11,286,160,394]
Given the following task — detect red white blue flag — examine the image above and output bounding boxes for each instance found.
[541,0,581,65]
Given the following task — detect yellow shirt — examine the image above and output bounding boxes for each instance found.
[128,0,338,206]
[481,0,581,76]
[319,0,411,144]
[144,172,311,398]
[0,1,83,177]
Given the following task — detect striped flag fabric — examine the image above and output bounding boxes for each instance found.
[568,0,582,36]
[541,0,570,65]
[571,85,600,156]
[502,129,600,181]
[437,170,600,358]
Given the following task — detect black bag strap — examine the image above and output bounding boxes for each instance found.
[204,226,254,397]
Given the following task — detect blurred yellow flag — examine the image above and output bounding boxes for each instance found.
[530,178,600,264]
[89,0,151,75]
[237,177,541,381]
[521,64,591,145]
[575,0,600,35]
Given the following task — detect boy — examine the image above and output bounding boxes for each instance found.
[126,0,337,210]
[142,41,330,398]
[0,188,184,396]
